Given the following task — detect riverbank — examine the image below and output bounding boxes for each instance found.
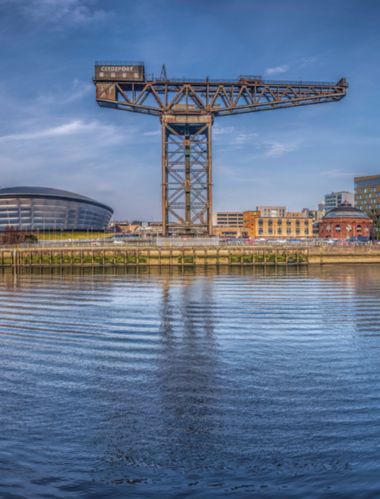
[1,244,380,268]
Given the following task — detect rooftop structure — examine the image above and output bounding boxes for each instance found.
[256,206,286,218]
[323,204,369,219]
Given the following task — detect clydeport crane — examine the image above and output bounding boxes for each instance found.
[94,63,347,236]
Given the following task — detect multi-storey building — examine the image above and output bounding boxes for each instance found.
[214,207,313,239]
[213,212,244,227]
[243,210,313,239]
[324,191,354,212]
[212,211,246,237]
[354,174,380,238]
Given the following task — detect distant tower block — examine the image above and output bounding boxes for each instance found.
[94,63,347,236]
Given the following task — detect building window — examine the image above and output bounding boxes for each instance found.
[277,219,282,225]
[335,225,341,232]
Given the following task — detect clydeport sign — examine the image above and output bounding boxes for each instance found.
[94,64,145,81]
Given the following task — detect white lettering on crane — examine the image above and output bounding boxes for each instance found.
[100,66,140,72]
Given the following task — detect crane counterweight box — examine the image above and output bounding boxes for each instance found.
[95,64,145,82]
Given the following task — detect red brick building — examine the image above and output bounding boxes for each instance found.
[319,203,373,240]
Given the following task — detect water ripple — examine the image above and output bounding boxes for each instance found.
[1,266,380,498]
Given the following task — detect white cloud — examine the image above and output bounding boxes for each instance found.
[298,56,318,68]
[231,132,259,145]
[214,124,301,158]
[0,120,119,142]
[265,64,289,76]
[321,169,355,178]
[19,0,111,27]
[36,80,92,107]
[213,125,235,135]
[263,141,299,157]
[143,129,161,137]
[214,129,257,146]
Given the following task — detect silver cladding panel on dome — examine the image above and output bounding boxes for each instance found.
[323,208,369,219]
[0,196,113,231]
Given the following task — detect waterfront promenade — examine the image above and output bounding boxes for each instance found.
[1,244,380,268]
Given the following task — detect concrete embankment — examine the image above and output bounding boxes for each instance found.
[1,245,380,268]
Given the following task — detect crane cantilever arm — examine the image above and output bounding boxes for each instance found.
[95,77,348,117]
[94,65,347,237]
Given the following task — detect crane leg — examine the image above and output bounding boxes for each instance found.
[161,115,213,237]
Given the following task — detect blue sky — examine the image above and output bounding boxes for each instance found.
[0,0,379,220]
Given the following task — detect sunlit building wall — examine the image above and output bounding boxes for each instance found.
[243,211,313,238]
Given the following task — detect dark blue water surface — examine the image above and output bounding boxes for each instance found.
[1,266,380,498]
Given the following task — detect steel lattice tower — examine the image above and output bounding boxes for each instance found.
[94,64,347,236]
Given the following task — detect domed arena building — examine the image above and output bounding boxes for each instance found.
[319,203,373,240]
[0,187,113,231]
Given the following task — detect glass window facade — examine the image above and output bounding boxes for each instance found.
[0,190,113,231]
[354,175,380,238]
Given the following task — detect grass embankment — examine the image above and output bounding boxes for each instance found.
[36,232,112,241]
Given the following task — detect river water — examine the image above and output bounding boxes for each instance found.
[1,266,380,498]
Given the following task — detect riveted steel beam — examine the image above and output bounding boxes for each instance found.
[161,115,212,236]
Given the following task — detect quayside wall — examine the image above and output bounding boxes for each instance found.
[1,245,380,268]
